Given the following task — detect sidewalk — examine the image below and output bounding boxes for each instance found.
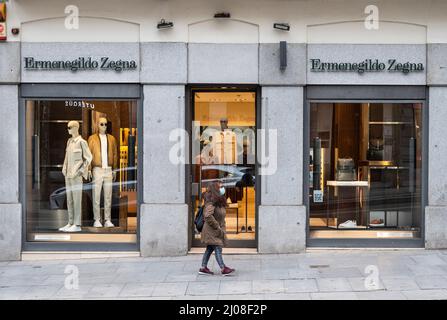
[1,249,447,300]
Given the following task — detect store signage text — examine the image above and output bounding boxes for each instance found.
[23,57,138,72]
[65,100,95,109]
[310,59,424,74]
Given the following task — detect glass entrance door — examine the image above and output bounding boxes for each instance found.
[190,90,257,247]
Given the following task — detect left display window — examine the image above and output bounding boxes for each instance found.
[25,100,138,243]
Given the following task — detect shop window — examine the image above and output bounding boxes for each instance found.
[25,100,138,243]
[309,103,423,239]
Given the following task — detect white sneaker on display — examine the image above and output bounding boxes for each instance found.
[93,220,103,228]
[58,224,72,232]
[338,220,357,229]
[104,220,115,228]
[66,225,82,232]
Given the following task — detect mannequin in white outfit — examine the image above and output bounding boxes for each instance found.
[59,121,92,232]
[211,118,237,164]
[88,117,118,228]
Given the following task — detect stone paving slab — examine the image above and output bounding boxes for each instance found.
[311,292,358,300]
[347,277,386,292]
[152,282,188,297]
[186,281,221,296]
[266,293,311,300]
[85,284,125,299]
[381,276,421,291]
[2,249,447,300]
[219,281,252,295]
[414,275,447,290]
[119,283,157,297]
[316,278,353,292]
[284,279,319,293]
[355,291,407,300]
[401,289,447,300]
[252,280,285,294]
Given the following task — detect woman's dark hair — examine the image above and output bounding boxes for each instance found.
[204,181,227,208]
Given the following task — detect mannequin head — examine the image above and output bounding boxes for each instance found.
[98,117,108,135]
[220,118,228,130]
[67,121,80,138]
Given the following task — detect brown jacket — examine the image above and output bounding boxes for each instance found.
[87,134,118,170]
[201,202,228,247]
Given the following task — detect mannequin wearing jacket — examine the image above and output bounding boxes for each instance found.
[211,118,238,164]
[59,121,93,233]
[87,117,118,228]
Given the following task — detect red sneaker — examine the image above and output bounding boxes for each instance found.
[198,267,214,275]
[221,266,236,276]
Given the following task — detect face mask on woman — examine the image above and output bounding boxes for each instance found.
[219,187,226,196]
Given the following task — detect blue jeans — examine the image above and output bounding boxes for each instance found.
[201,245,225,269]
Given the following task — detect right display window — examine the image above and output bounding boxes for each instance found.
[309,103,423,239]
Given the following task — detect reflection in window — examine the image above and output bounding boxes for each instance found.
[192,92,256,242]
[309,103,423,239]
[25,100,138,243]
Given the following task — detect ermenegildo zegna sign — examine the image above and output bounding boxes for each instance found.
[310,59,424,74]
[23,57,138,72]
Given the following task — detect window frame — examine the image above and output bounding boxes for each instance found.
[304,85,428,248]
[19,84,142,251]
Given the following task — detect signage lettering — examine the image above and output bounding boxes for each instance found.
[310,58,424,74]
[24,57,137,72]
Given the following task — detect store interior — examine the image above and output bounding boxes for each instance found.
[309,102,423,239]
[192,91,256,242]
[25,100,138,243]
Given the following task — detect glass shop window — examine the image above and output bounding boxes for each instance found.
[309,103,423,240]
[25,100,138,243]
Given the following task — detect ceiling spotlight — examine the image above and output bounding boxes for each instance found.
[273,23,290,31]
[214,12,231,18]
[157,19,174,29]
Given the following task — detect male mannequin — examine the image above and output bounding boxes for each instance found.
[87,117,118,228]
[59,121,92,232]
[211,118,237,164]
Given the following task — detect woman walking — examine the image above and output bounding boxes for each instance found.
[199,181,235,276]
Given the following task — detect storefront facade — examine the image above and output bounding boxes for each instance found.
[1,0,447,260]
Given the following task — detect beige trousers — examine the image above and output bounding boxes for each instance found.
[65,176,83,226]
[92,167,113,222]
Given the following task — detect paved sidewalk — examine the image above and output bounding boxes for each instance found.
[1,249,447,300]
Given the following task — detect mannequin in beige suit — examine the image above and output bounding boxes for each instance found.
[59,121,92,233]
[88,117,118,228]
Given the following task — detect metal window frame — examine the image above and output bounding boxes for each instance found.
[19,83,143,252]
[303,85,428,248]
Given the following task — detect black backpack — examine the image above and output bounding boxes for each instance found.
[194,206,204,232]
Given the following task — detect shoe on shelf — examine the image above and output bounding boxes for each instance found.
[93,220,103,228]
[370,219,385,226]
[66,225,82,232]
[248,226,253,232]
[198,267,214,275]
[338,220,357,229]
[241,226,246,232]
[104,220,115,228]
[221,266,236,276]
[58,224,72,232]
